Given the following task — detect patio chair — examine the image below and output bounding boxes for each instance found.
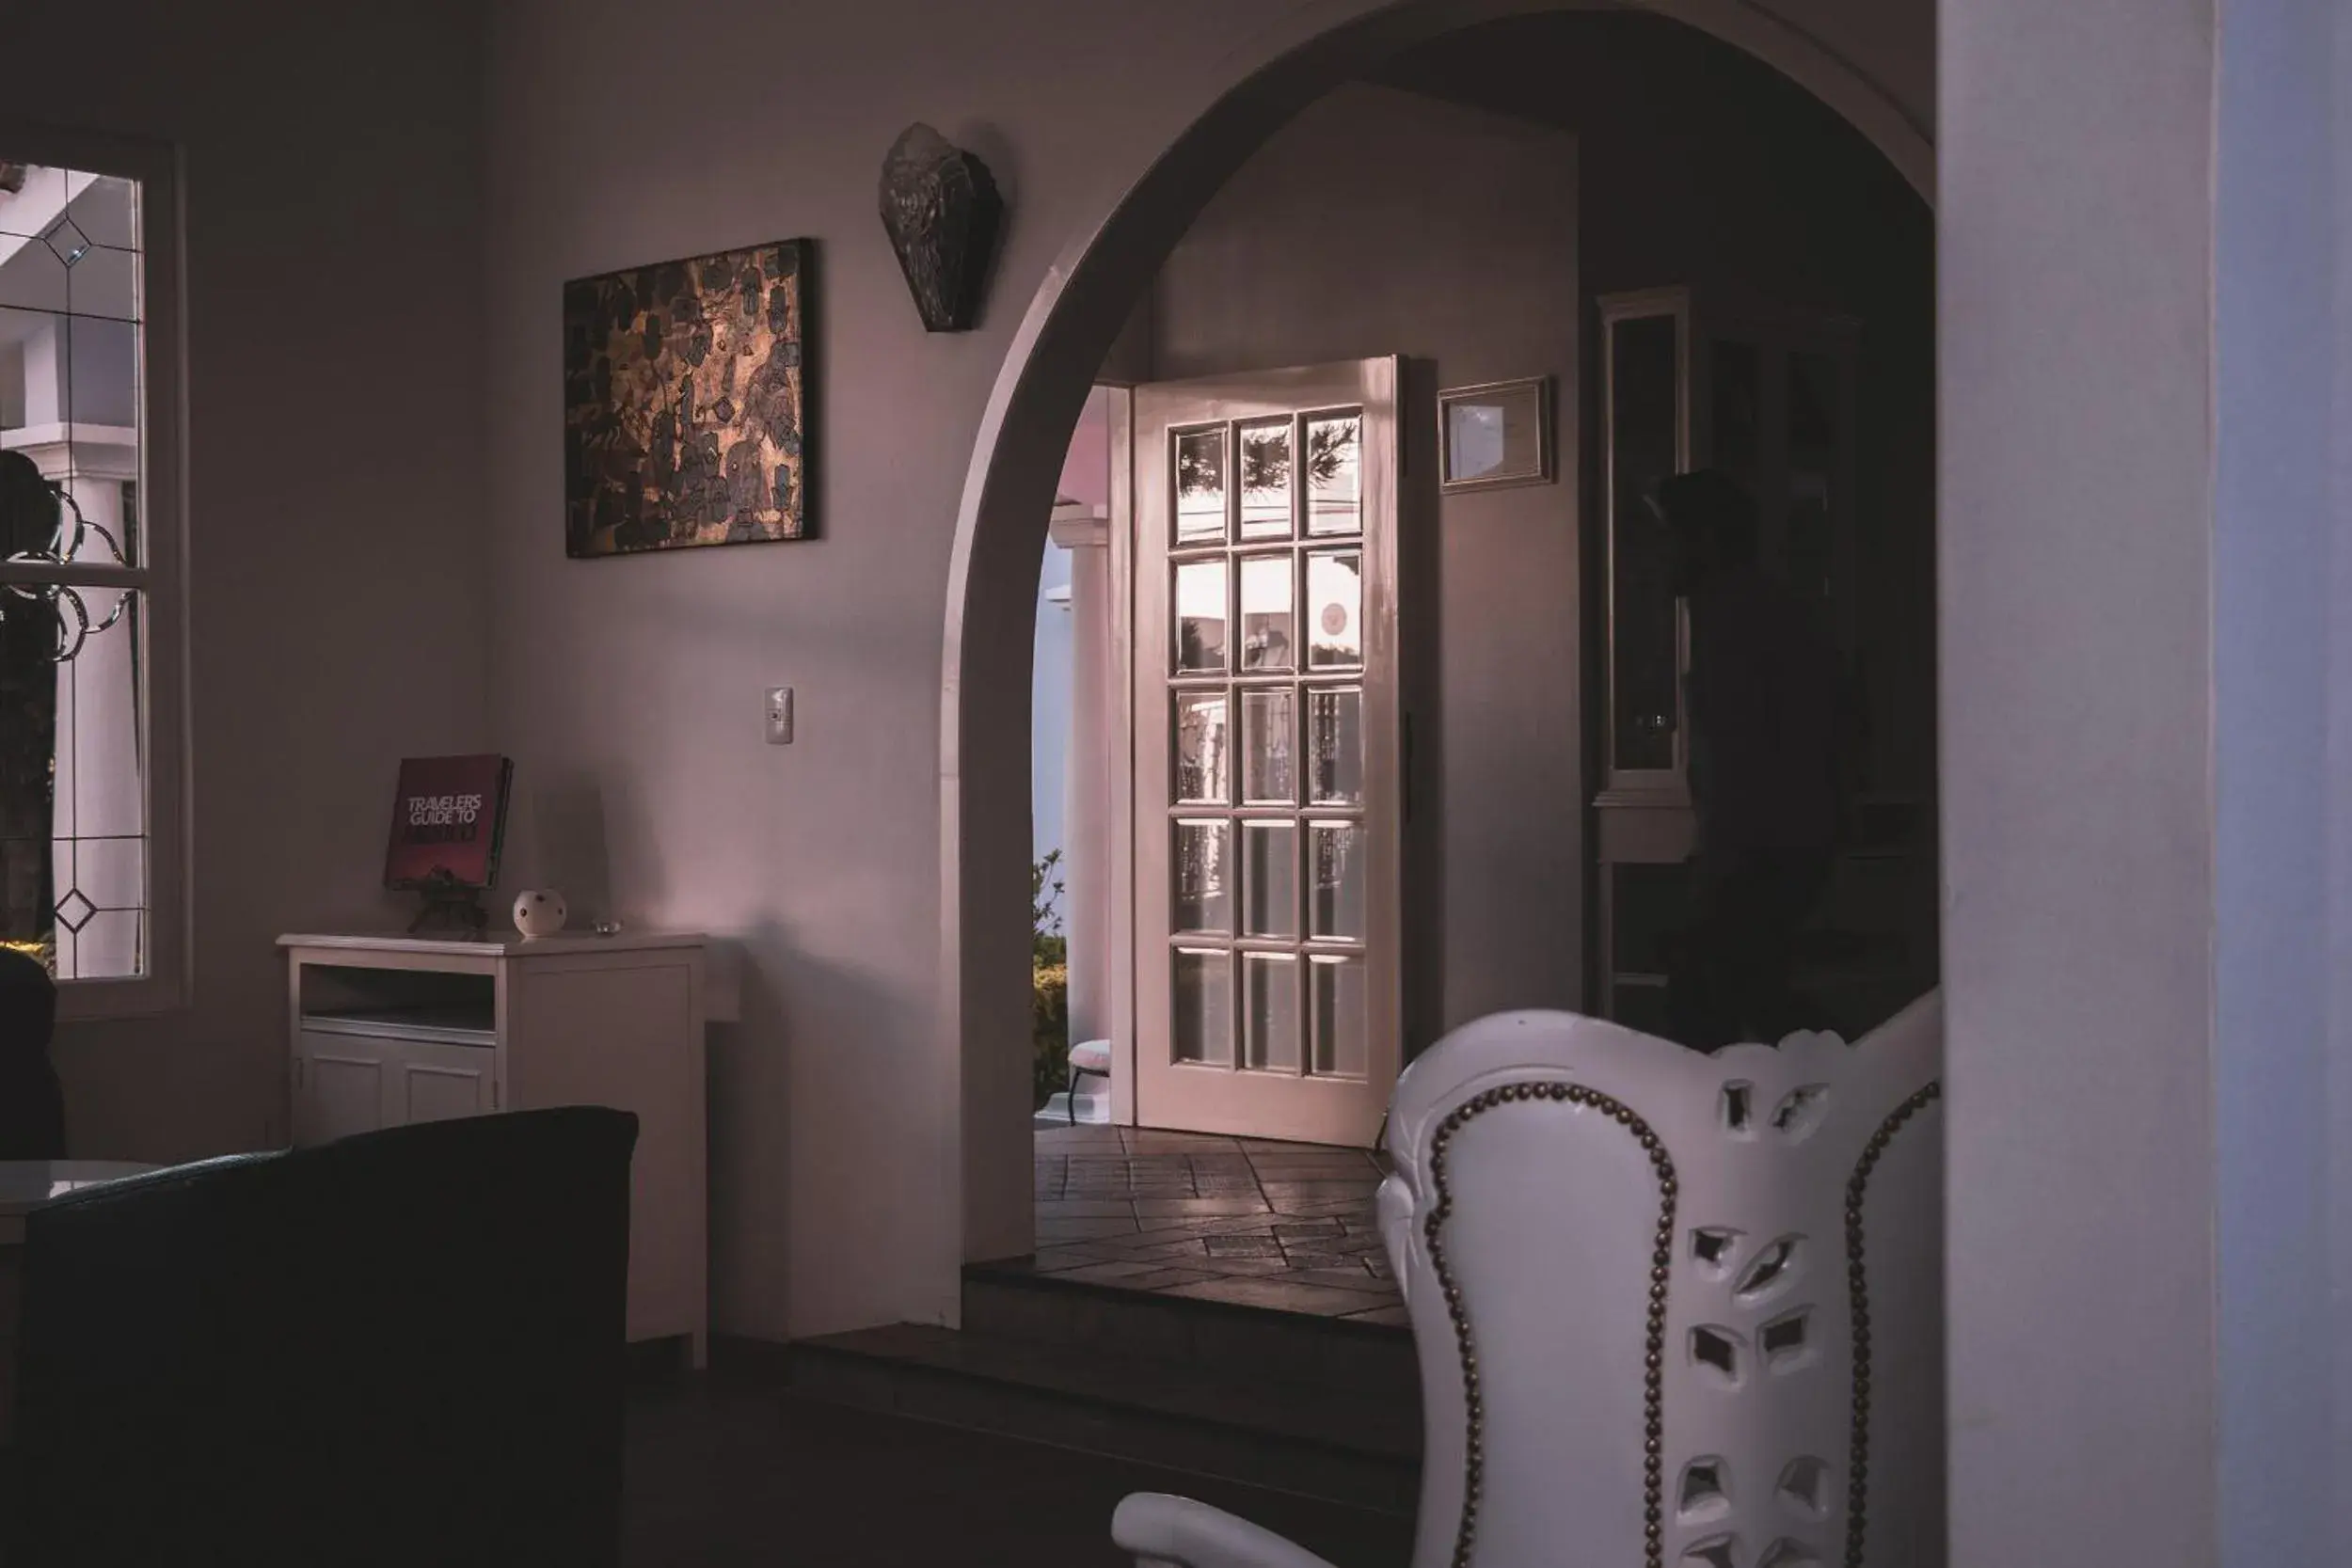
[1114,992,1944,1568]
[1066,1037,1111,1122]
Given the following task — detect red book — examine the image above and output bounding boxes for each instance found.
[383,755,514,890]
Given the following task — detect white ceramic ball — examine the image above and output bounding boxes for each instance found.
[513,889,568,940]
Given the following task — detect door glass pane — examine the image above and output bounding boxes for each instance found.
[1174,559,1227,673]
[1241,689,1295,804]
[1175,429,1227,543]
[1305,414,1360,536]
[0,165,156,979]
[1174,819,1231,933]
[1238,420,1293,539]
[1173,692,1229,804]
[1309,821,1365,941]
[1241,821,1296,938]
[1306,550,1361,669]
[0,245,63,314]
[72,173,141,251]
[1244,953,1300,1072]
[1311,956,1368,1078]
[1308,689,1363,805]
[1174,950,1232,1065]
[1237,555,1294,673]
[45,593,149,981]
[1611,312,1679,770]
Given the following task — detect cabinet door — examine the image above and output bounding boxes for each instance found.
[389,1041,497,1124]
[293,1032,392,1148]
[294,1032,497,1148]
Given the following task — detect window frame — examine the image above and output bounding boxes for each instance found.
[0,120,189,1020]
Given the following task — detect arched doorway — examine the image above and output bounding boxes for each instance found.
[943,0,1934,1269]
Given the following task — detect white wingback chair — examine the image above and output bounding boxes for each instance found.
[1115,992,1944,1568]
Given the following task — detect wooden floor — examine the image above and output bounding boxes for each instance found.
[625,1377,1414,1567]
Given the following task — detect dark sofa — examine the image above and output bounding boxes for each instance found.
[9,1106,638,1568]
[0,949,66,1160]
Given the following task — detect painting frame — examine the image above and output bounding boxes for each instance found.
[1438,375,1553,493]
[563,236,815,559]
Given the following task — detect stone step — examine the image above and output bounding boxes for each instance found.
[961,1260,1420,1404]
[786,1322,1421,1515]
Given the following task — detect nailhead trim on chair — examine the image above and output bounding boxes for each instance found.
[1424,1079,1679,1568]
[1842,1080,1941,1568]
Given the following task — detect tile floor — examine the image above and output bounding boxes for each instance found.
[1031,1124,1405,1323]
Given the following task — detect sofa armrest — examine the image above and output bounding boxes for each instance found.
[1111,1493,1343,1568]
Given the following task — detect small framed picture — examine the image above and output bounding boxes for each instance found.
[1438,377,1552,492]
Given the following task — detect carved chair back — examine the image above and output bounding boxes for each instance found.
[1376,994,1944,1568]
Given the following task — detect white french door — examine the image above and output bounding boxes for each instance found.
[1128,358,1403,1148]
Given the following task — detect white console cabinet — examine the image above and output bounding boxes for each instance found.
[278,930,709,1365]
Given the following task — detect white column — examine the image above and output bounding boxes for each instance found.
[2211,0,2349,1558]
[1942,0,2220,1560]
[1055,509,1112,1054]
[1947,0,2352,1558]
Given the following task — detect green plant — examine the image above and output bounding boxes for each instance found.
[1032,960,1071,1111]
[1306,418,1357,485]
[1031,848,1071,1109]
[1031,848,1066,967]
[1236,420,1355,497]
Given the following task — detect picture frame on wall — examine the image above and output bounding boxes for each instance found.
[1438,376,1552,493]
[563,237,813,558]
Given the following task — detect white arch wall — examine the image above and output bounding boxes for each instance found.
[942,0,1934,1292]
[482,0,1931,1341]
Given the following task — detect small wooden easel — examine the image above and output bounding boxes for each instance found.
[405,868,489,936]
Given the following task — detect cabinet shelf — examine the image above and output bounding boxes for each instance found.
[299,1008,496,1048]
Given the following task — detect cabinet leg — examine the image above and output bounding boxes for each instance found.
[689,1330,708,1371]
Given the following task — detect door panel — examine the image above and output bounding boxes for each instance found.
[1131,358,1402,1148]
[293,1032,494,1146]
[395,1053,494,1123]
[293,1036,388,1147]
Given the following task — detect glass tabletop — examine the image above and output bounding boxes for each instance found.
[0,1160,159,1218]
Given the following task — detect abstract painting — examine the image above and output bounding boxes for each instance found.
[563,238,811,557]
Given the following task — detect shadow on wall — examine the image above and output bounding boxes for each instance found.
[505,766,672,932]
[707,921,947,1339]
[707,918,794,1340]
[532,778,615,927]
[946,120,1020,333]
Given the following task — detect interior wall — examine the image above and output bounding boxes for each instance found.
[479,0,1932,1340]
[1145,84,1583,1049]
[14,0,489,1162]
[1393,8,1940,817]
[481,0,1339,1338]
